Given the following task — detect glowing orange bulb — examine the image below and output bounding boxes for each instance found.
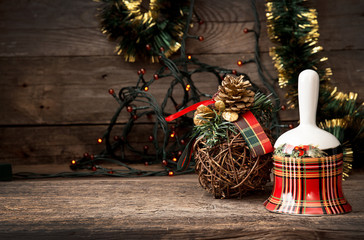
[71,160,76,165]
[144,86,149,91]
[168,171,174,176]
[97,138,103,143]
[170,132,175,138]
[237,60,243,66]
[172,157,177,162]
[187,55,192,60]
[185,84,191,91]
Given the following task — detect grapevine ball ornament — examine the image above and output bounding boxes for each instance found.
[97,0,189,62]
[170,75,275,199]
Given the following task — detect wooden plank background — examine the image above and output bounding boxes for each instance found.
[0,0,363,165]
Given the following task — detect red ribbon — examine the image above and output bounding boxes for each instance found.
[165,99,216,122]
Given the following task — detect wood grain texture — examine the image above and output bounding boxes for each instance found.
[0,0,362,164]
[0,53,279,125]
[0,171,363,239]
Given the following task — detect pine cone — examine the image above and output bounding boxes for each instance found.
[214,75,255,114]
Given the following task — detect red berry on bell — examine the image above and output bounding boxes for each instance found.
[108,89,115,95]
[127,106,133,113]
[153,74,159,80]
[146,44,151,51]
[198,36,204,41]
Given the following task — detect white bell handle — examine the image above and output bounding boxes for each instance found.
[274,69,340,149]
[298,69,319,126]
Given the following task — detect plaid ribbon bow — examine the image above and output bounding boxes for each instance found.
[234,111,273,158]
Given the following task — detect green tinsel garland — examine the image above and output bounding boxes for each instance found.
[97,0,190,62]
[266,0,364,171]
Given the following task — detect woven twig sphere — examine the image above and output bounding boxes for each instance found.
[194,131,272,199]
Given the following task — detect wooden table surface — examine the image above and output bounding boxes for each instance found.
[0,166,363,240]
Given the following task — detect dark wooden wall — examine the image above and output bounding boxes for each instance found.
[0,0,362,165]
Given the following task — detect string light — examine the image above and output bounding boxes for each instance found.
[144,86,149,91]
[97,138,103,143]
[185,84,191,91]
[172,157,177,162]
[237,60,243,66]
[170,131,176,138]
[187,55,192,60]
[168,171,174,176]
[71,160,76,165]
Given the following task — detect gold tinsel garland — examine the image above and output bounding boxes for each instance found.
[265,0,363,175]
[266,1,332,108]
[97,0,188,62]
